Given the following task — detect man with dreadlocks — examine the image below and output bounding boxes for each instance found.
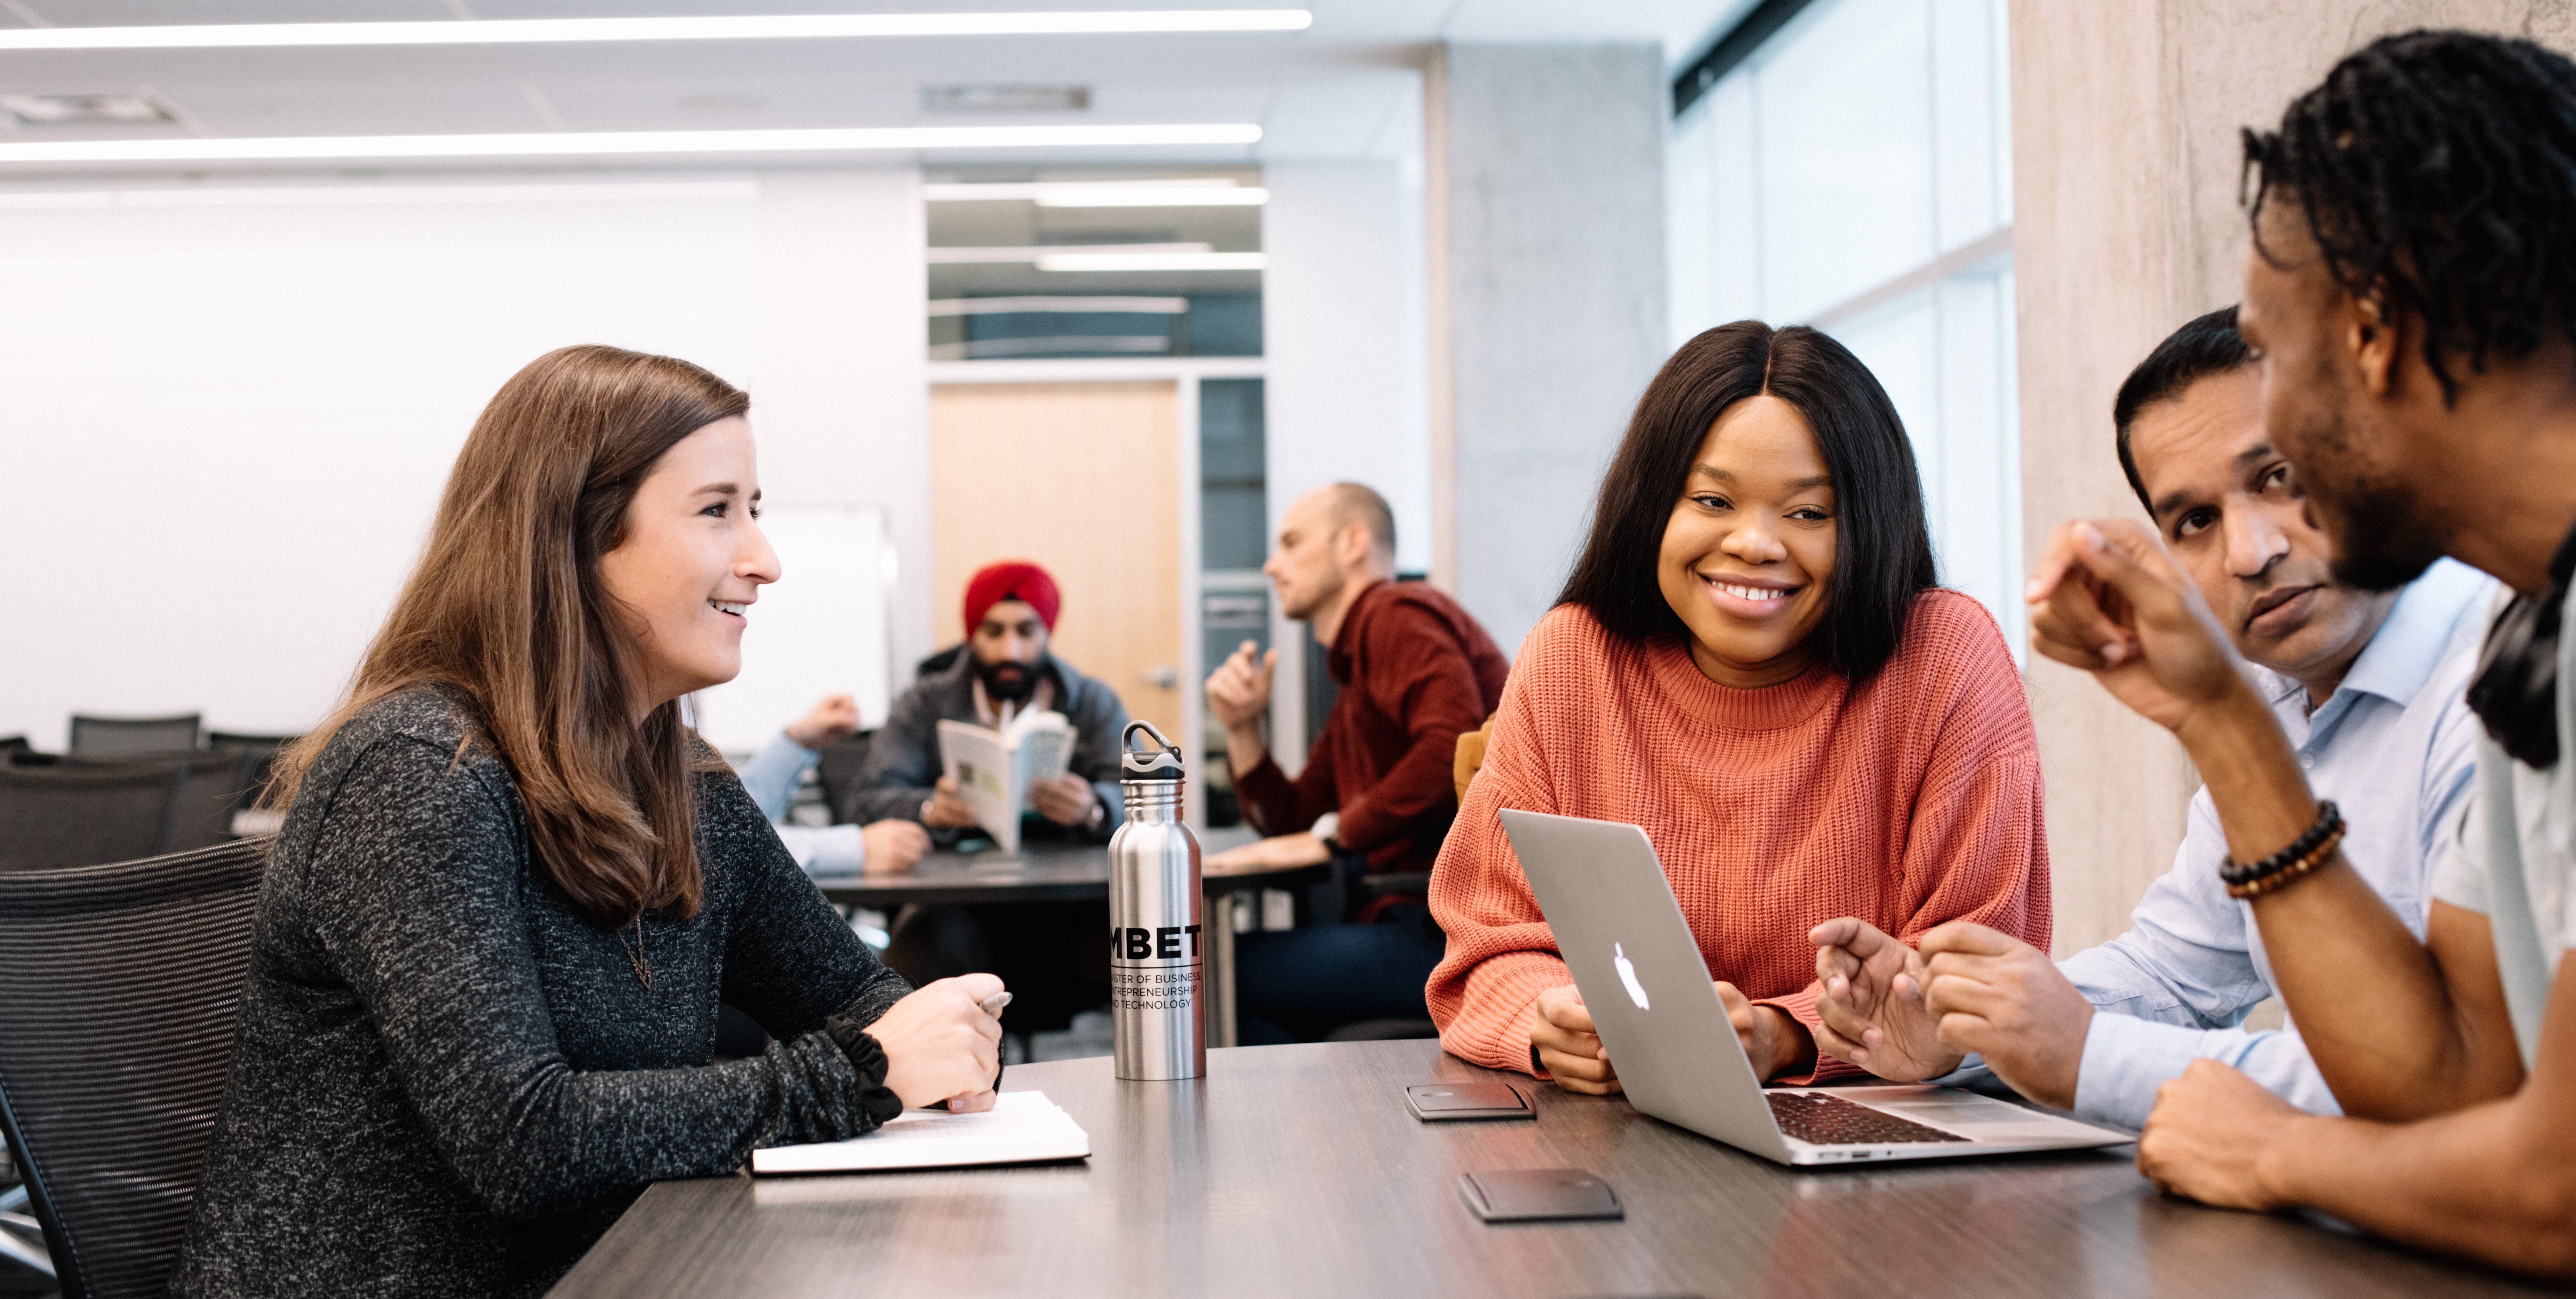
[2024,29,2576,1276]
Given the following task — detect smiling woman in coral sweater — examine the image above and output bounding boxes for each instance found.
[1426,321,2049,1089]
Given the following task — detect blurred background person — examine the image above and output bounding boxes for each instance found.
[852,561,1131,1038]
[732,693,931,877]
[1206,482,1508,1042]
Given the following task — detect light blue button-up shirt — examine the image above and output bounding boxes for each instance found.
[735,731,818,823]
[731,732,869,875]
[2055,559,2494,1129]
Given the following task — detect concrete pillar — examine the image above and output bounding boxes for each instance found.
[1425,43,1669,658]
[2010,1,2576,954]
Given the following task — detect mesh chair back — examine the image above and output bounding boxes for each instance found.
[202,734,289,753]
[65,717,199,761]
[0,768,178,873]
[817,732,874,825]
[148,755,261,854]
[205,735,295,814]
[0,837,269,1299]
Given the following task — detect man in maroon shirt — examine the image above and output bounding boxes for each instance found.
[1205,482,1510,1040]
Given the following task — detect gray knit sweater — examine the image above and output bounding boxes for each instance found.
[171,686,911,1298]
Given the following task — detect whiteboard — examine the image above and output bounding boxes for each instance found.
[691,504,894,755]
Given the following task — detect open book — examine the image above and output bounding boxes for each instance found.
[749,1090,1091,1175]
[936,710,1075,854]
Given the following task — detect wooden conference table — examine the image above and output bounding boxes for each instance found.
[807,827,1327,1047]
[551,1039,2555,1299]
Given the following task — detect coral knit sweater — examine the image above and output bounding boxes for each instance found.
[1427,591,2049,1085]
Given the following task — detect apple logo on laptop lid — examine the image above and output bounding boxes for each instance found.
[1614,943,1649,1010]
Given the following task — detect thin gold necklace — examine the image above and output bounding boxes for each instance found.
[619,919,652,991]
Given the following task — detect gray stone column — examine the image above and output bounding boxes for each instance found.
[1425,43,1669,658]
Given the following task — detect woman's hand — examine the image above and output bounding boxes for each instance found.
[1811,917,1962,1080]
[869,973,1004,1110]
[860,820,930,875]
[1529,984,1620,1093]
[1717,982,1814,1080]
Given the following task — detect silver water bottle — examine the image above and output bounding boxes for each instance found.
[1108,720,1204,1080]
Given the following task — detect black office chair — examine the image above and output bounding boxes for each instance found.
[152,755,266,854]
[817,732,875,825]
[0,836,271,1297]
[205,734,294,795]
[203,733,290,753]
[0,768,179,874]
[39,755,257,858]
[0,740,25,755]
[64,716,199,761]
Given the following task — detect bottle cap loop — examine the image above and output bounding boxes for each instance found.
[1121,720,1185,782]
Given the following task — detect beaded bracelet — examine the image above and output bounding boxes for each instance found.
[2217,800,2342,887]
[2220,800,2346,899]
[2226,822,2345,899]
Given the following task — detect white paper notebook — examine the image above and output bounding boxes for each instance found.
[749,1091,1090,1176]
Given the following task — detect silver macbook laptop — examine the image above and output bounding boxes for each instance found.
[1499,809,2135,1165]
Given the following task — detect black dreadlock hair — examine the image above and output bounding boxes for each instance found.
[2243,29,2576,405]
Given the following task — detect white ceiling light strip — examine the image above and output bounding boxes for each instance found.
[927,297,1191,315]
[1038,251,1266,271]
[929,242,1212,264]
[0,10,1314,50]
[0,181,762,208]
[0,123,1261,164]
[923,179,1268,207]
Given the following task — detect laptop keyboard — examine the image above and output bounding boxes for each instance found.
[1766,1091,1969,1146]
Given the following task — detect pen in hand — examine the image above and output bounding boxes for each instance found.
[978,991,1012,1019]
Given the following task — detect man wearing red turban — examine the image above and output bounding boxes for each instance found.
[848,559,1134,1030]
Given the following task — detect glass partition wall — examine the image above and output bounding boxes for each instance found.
[1668,0,2021,658]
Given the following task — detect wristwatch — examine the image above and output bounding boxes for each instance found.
[1085,796,1107,831]
[1310,812,1342,852]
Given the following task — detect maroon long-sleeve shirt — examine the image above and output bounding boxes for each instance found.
[1235,580,1511,877]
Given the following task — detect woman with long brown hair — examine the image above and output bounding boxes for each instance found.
[172,345,1003,1298]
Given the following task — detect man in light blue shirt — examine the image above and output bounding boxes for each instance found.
[1807,307,2493,1128]
[731,693,930,877]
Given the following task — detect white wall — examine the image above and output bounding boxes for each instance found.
[0,169,927,752]
[1261,159,1433,579]
[754,170,935,684]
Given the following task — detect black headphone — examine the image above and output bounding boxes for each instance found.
[2466,523,2576,769]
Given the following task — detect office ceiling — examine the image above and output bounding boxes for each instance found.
[0,0,1759,171]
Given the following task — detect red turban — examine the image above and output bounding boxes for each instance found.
[962,561,1062,636]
